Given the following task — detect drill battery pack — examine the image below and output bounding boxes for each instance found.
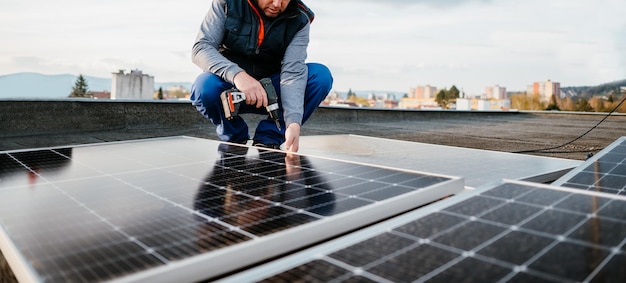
[220,89,246,120]
[219,78,280,125]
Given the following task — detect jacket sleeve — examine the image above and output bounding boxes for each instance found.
[191,0,243,84]
[280,23,310,126]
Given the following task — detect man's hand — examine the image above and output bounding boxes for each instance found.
[284,153,301,178]
[233,72,268,108]
[284,123,301,153]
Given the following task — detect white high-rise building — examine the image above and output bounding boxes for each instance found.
[527,80,560,102]
[415,85,437,99]
[111,69,155,100]
[545,80,561,101]
[485,85,507,100]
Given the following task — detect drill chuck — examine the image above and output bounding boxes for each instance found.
[260,78,282,130]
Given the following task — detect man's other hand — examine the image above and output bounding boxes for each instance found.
[284,123,301,153]
[233,72,268,108]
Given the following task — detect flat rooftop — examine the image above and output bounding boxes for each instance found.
[2,100,626,161]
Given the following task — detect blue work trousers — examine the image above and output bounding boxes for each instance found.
[190,63,333,145]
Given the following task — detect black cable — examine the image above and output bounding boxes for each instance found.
[522,149,603,154]
[513,93,626,154]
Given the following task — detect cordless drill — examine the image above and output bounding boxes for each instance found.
[220,78,281,130]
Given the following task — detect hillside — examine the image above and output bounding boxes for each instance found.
[561,79,626,98]
[0,72,193,99]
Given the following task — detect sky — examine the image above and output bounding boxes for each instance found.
[1,0,625,95]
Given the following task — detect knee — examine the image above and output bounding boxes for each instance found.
[307,63,333,89]
[191,73,227,104]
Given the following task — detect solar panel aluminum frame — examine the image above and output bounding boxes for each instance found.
[0,137,464,283]
[1,227,39,283]
[216,179,626,283]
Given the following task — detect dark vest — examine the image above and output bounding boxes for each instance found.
[220,0,312,79]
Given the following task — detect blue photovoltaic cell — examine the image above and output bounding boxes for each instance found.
[553,137,626,195]
[0,137,461,282]
[221,180,626,283]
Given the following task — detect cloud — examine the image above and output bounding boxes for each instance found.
[617,26,626,74]
[314,0,494,8]
[10,56,47,68]
[2,0,625,94]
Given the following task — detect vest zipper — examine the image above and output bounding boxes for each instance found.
[246,0,296,54]
[246,0,264,54]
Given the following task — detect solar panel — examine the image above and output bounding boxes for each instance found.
[299,134,582,187]
[553,136,626,195]
[0,136,462,282]
[221,179,626,282]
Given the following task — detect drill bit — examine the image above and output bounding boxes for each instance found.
[260,78,282,131]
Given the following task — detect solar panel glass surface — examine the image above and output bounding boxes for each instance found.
[553,137,626,195]
[0,137,462,282]
[222,180,626,283]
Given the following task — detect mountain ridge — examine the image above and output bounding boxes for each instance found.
[560,79,626,98]
[0,72,193,99]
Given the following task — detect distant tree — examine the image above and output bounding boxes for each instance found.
[575,97,593,112]
[529,93,545,110]
[346,89,356,100]
[69,74,90,98]
[434,86,460,109]
[435,89,449,109]
[157,87,164,100]
[561,96,575,111]
[589,96,608,112]
[618,98,626,113]
[448,85,460,100]
[435,89,446,108]
[354,96,370,107]
[345,89,369,107]
[509,93,545,110]
[607,94,615,103]
[402,93,408,99]
[509,94,523,109]
[509,93,527,110]
[545,95,560,111]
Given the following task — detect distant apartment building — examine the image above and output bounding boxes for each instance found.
[161,85,191,100]
[456,84,510,111]
[166,85,187,93]
[399,98,440,109]
[526,80,560,102]
[325,91,342,102]
[409,85,437,99]
[368,93,396,101]
[485,85,507,100]
[545,80,561,101]
[402,85,440,109]
[111,69,154,100]
[456,98,511,111]
[368,93,398,108]
[322,90,358,107]
[372,99,399,109]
